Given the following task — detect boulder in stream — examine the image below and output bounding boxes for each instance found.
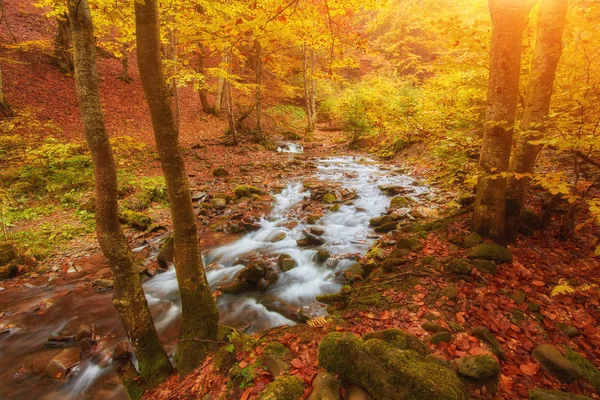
[46,347,81,379]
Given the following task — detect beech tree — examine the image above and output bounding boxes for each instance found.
[505,0,568,241]
[67,0,172,392]
[472,0,535,242]
[134,0,219,375]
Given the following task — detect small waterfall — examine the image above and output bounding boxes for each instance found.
[277,143,304,153]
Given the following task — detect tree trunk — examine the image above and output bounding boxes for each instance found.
[55,12,74,73]
[224,50,237,145]
[67,0,172,392]
[167,22,181,131]
[118,43,132,83]
[197,47,213,114]
[214,75,225,115]
[310,49,317,129]
[134,0,219,376]
[505,0,568,241]
[0,64,12,115]
[303,44,315,133]
[472,0,533,242]
[254,40,263,142]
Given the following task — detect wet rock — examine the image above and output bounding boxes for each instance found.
[374,221,398,233]
[369,215,392,227]
[362,328,431,356]
[454,354,500,380]
[300,230,326,245]
[345,384,374,400]
[323,193,337,204]
[317,249,330,262]
[529,389,592,400]
[329,204,340,212]
[468,243,512,263]
[278,254,297,271]
[306,214,321,225]
[258,375,306,400]
[213,167,229,177]
[211,197,227,210]
[532,344,583,383]
[75,325,92,342]
[46,347,81,379]
[430,331,452,344]
[318,332,465,400]
[309,226,325,236]
[441,284,458,300]
[308,371,340,400]
[462,232,482,248]
[92,279,114,290]
[156,236,173,269]
[445,258,473,275]
[389,196,410,209]
[472,259,497,274]
[268,232,287,242]
[0,264,17,281]
[220,280,252,295]
[470,326,505,361]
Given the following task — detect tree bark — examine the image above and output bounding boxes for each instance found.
[505,0,568,241]
[67,0,172,391]
[118,43,132,83]
[254,40,263,142]
[134,0,219,376]
[0,64,12,115]
[55,12,74,73]
[303,44,315,133]
[214,75,225,115]
[167,21,181,131]
[472,0,534,242]
[197,47,213,114]
[224,49,237,145]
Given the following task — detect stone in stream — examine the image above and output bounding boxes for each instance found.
[46,347,81,379]
[278,254,296,271]
[454,354,500,380]
[317,332,465,400]
[299,230,326,246]
[308,371,341,400]
[369,215,392,227]
[306,214,321,225]
[74,325,92,342]
[374,221,398,233]
[309,226,325,236]
[268,231,287,242]
[532,344,583,383]
[389,196,410,209]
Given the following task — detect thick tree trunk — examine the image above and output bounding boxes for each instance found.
[505,0,568,241]
[167,23,181,131]
[224,50,237,145]
[197,48,213,114]
[55,13,74,73]
[472,0,533,242]
[134,0,219,376]
[67,0,172,392]
[254,40,263,142]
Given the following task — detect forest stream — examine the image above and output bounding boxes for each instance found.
[0,151,428,400]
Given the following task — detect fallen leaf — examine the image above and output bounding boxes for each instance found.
[519,363,539,376]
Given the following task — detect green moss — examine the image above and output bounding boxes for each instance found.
[472,259,497,274]
[454,354,500,379]
[430,331,452,344]
[441,284,458,300]
[323,193,337,204]
[370,215,392,227]
[120,210,152,231]
[390,196,409,208]
[529,389,593,400]
[234,185,262,198]
[470,326,505,360]
[445,258,472,275]
[257,375,306,400]
[396,237,423,252]
[362,328,431,356]
[462,232,482,248]
[0,242,17,266]
[468,243,512,263]
[563,347,600,391]
[316,292,349,305]
[264,342,291,358]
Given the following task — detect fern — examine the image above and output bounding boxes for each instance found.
[551,279,598,297]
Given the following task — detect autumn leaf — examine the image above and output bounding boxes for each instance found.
[519,363,539,376]
[532,280,545,287]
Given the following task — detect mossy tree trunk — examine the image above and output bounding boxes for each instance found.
[472,0,534,243]
[505,0,568,241]
[118,43,133,83]
[55,12,74,73]
[67,0,172,392]
[134,0,219,376]
[197,47,213,114]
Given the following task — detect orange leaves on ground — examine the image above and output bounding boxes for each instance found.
[519,363,540,376]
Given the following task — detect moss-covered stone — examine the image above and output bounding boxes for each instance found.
[0,242,17,266]
[529,389,593,400]
[468,243,512,263]
[472,259,497,274]
[430,331,452,344]
[306,214,321,225]
[511,290,526,304]
[278,254,296,271]
[422,322,449,333]
[470,327,505,361]
[532,344,583,383]
[390,196,410,209]
[317,333,465,400]
[369,215,392,227]
[442,284,459,300]
[307,371,341,400]
[558,323,580,338]
[0,263,17,280]
[445,258,473,275]
[454,354,500,380]
[362,329,431,356]
[395,237,423,252]
[563,347,600,391]
[317,249,330,262]
[262,343,291,377]
[509,310,525,325]
[462,232,483,249]
[329,204,340,212]
[211,197,227,210]
[374,221,398,233]
[234,185,262,198]
[323,193,337,204]
[120,210,152,230]
[521,209,543,230]
[213,167,229,177]
[258,375,306,400]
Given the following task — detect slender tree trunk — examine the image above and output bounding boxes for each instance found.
[310,49,317,128]
[55,12,74,73]
[214,76,225,115]
[0,64,11,115]
[505,0,568,241]
[134,0,219,376]
[472,0,533,242]
[197,47,213,114]
[118,43,132,83]
[303,44,315,133]
[224,50,237,145]
[167,22,181,131]
[254,40,263,142]
[67,0,172,392]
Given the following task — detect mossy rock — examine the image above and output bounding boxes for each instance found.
[156,236,173,269]
[532,344,583,383]
[468,243,512,263]
[470,326,505,361]
[430,331,452,344]
[0,242,18,266]
[258,375,306,400]
[317,249,330,262]
[278,254,297,271]
[529,389,593,400]
[462,232,482,249]
[211,197,227,210]
[262,343,292,377]
[558,323,580,338]
[306,214,321,225]
[521,209,543,230]
[317,333,465,400]
[307,371,341,400]
[422,322,449,333]
[363,328,431,356]
[563,347,600,391]
[445,258,473,275]
[511,289,526,304]
[395,237,423,252]
[213,167,229,177]
[316,292,349,305]
[509,310,525,325]
[235,185,262,198]
[370,215,392,227]
[120,211,152,230]
[472,259,497,274]
[390,196,410,209]
[0,263,18,280]
[374,221,398,233]
[323,193,337,204]
[441,284,459,300]
[454,354,500,380]
[329,204,340,212]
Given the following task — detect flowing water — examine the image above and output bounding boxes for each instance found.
[0,154,428,399]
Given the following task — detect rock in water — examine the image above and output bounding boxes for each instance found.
[317,332,465,400]
[156,236,174,269]
[46,347,81,379]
